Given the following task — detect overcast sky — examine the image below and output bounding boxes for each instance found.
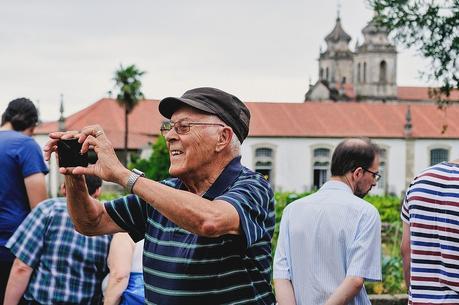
[0,0,432,121]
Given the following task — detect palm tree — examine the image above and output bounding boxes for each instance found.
[113,64,146,166]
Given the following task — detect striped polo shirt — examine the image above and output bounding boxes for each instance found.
[105,156,275,305]
[402,162,459,304]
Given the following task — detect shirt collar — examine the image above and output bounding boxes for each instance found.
[320,180,353,194]
[177,156,243,199]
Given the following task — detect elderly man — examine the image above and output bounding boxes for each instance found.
[273,138,382,305]
[44,87,275,305]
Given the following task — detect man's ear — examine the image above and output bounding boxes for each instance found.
[352,167,364,180]
[215,127,232,152]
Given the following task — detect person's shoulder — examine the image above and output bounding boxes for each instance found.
[35,197,67,213]
[283,193,316,213]
[0,130,28,146]
[356,198,381,223]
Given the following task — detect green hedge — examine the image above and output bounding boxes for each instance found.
[273,192,406,295]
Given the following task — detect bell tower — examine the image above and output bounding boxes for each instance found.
[353,18,397,100]
[318,16,353,86]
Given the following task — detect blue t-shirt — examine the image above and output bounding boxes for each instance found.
[105,156,276,305]
[0,130,48,261]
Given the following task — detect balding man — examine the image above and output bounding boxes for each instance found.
[274,138,382,305]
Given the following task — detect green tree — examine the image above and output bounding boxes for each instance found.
[130,136,170,181]
[369,0,459,104]
[113,64,146,166]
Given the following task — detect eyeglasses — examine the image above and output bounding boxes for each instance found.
[363,168,381,182]
[160,120,225,136]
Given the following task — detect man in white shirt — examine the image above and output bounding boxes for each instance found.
[273,138,382,305]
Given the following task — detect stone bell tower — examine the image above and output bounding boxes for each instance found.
[318,16,354,86]
[353,18,397,100]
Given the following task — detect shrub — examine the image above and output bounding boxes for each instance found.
[129,136,170,181]
[273,191,406,295]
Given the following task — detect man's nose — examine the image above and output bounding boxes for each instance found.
[165,127,179,141]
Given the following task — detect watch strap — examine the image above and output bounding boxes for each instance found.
[126,169,145,194]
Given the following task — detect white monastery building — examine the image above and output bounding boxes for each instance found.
[35,17,459,197]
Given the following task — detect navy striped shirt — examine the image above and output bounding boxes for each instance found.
[402,162,459,304]
[105,157,275,305]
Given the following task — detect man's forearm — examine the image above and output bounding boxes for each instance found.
[401,222,411,288]
[64,175,121,235]
[274,279,296,305]
[324,276,364,305]
[132,177,240,237]
[3,258,33,305]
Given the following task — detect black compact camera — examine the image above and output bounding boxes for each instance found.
[57,138,88,167]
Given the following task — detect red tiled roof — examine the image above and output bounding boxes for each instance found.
[36,98,459,150]
[35,98,163,149]
[246,101,459,138]
[397,86,459,101]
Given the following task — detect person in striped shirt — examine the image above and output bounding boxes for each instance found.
[44,87,276,305]
[401,160,459,304]
[274,138,382,305]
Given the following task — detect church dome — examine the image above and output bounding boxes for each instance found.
[325,17,352,43]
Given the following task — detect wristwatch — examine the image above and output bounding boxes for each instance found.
[126,169,145,194]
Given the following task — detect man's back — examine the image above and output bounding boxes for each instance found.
[274,181,381,305]
[6,198,111,305]
[402,162,459,304]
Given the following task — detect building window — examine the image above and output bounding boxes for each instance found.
[256,148,272,158]
[326,67,329,81]
[253,145,276,184]
[313,148,331,189]
[357,63,361,83]
[363,62,367,83]
[320,68,324,80]
[430,148,449,166]
[379,60,387,83]
[342,77,346,84]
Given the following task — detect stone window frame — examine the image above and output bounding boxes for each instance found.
[376,144,389,194]
[379,60,387,84]
[252,143,277,187]
[427,144,451,166]
[310,144,334,190]
[357,63,361,83]
[363,62,367,83]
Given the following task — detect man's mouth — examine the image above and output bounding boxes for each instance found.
[170,150,183,156]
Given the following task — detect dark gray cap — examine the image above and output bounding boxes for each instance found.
[159,87,250,143]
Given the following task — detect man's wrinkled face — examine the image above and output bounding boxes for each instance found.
[164,106,222,178]
[354,155,380,198]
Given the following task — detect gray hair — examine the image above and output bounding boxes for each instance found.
[208,113,241,156]
[229,132,241,156]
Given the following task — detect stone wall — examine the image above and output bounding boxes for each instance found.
[369,294,408,305]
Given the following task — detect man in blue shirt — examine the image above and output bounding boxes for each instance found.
[44,87,275,305]
[274,138,382,305]
[0,98,48,303]
[4,176,111,305]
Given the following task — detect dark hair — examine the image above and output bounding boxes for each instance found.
[1,98,39,131]
[85,175,103,196]
[331,138,380,176]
